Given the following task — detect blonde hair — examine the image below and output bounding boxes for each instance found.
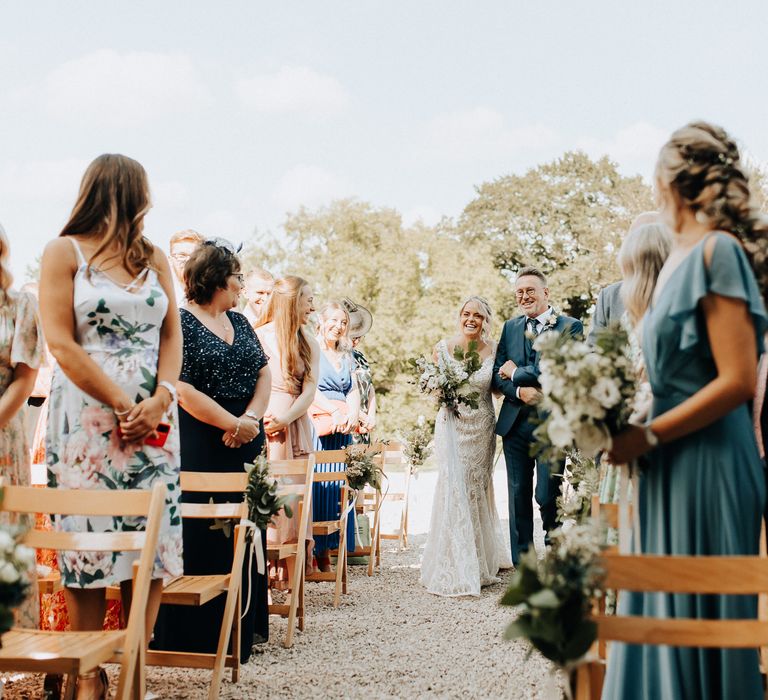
[618,223,672,328]
[317,301,351,351]
[657,121,768,304]
[170,229,204,247]
[60,154,154,276]
[258,276,313,393]
[0,223,13,301]
[458,295,493,342]
[246,266,274,284]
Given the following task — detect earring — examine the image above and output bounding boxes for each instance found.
[695,210,709,224]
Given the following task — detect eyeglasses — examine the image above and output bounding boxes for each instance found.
[169,252,191,262]
[515,288,539,299]
[203,237,242,255]
[232,274,245,285]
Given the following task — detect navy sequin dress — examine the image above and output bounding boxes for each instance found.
[153,309,269,661]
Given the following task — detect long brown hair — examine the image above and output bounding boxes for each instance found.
[60,154,154,275]
[259,276,313,393]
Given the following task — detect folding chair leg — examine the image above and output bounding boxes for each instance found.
[334,524,347,607]
[298,564,306,632]
[209,524,249,700]
[231,581,241,684]
[285,539,306,648]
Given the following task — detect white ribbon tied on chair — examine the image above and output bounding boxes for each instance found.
[240,520,263,620]
[617,461,640,555]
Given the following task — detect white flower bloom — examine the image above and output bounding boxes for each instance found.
[547,412,574,448]
[0,531,14,553]
[0,562,20,584]
[574,422,609,454]
[591,377,622,409]
[14,545,36,568]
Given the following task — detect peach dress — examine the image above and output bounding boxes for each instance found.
[255,324,314,549]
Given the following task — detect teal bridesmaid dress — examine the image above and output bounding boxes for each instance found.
[602,233,768,699]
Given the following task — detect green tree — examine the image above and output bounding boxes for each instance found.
[456,151,654,319]
[244,199,510,435]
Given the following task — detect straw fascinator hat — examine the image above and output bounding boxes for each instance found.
[342,297,373,338]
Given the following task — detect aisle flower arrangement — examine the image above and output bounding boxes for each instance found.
[400,417,434,475]
[501,523,605,673]
[557,452,600,525]
[243,454,293,534]
[409,341,482,417]
[0,520,34,636]
[533,325,638,462]
[345,444,384,492]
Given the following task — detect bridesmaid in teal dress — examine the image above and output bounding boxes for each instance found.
[605,122,768,700]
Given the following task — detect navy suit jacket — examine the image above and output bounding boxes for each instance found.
[493,313,584,437]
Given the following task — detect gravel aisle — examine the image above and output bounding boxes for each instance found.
[4,467,557,699]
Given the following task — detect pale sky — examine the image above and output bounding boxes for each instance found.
[2,0,767,280]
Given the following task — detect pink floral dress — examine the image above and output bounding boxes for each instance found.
[0,289,43,627]
[46,238,183,588]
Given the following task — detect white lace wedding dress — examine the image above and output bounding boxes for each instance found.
[420,340,512,597]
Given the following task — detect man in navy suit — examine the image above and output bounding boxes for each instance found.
[492,267,583,565]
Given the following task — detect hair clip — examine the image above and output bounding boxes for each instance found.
[203,237,242,255]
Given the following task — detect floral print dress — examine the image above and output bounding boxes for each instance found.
[0,289,43,627]
[46,238,183,587]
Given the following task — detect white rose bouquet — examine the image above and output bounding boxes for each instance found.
[0,521,34,634]
[409,342,482,418]
[534,325,639,463]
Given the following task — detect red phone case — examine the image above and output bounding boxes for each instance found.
[116,422,171,447]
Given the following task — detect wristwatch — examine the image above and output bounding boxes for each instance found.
[244,410,259,421]
[158,380,177,403]
[644,424,659,447]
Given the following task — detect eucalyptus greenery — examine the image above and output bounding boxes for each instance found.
[345,445,384,492]
[244,454,293,533]
[556,452,601,525]
[501,524,605,668]
[0,489,34,634]
[400,420,434,474]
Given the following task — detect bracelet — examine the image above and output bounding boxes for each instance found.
[232,418,241,438]
[114,406,132,417]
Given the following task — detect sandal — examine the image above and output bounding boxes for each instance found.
[73,667,108,700]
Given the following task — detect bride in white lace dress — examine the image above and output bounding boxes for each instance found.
[421,297,512,597]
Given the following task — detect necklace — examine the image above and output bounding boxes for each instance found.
[191,304,232,340]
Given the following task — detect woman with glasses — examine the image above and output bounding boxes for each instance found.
[153,238,273,659]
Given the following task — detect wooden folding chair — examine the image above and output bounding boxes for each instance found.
[349,443,386,576]
[266,454,315,648]
[378,441,411,550]
[306,449,352,608]
[143,471,253,700]
[574,553,768,700]
[0,482,166,700]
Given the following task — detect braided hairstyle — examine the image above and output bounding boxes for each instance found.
[656,121,768,305]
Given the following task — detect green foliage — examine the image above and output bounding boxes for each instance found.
[242,152,654,436]
[456,151,654,319]
[501,524,605,668]
[244,454,293,533]
[345,444,385,491]
[400,420,434,473]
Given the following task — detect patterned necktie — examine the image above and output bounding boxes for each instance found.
[527,318,539,337]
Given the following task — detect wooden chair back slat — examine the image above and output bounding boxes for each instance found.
[276,484,306,497]
[24,529,147,552]
[312,472,348,483]
[180,503,248,520]
[313,449,349,463]
[595,615,768,648]
[602,553,768,594]
[180,472,248,492]
[2,486,153,517]
[269,459,313,476]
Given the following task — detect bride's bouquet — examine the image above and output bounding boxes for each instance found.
[534,325,638,463]
[409,342,482,417]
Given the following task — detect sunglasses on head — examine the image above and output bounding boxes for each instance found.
[203,237,242,255]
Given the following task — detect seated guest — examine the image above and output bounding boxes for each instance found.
[168,229,204,304]
[310,301,360,572]
[255,276,318,578]
[154,238,272,658]
[243,267,274,327]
